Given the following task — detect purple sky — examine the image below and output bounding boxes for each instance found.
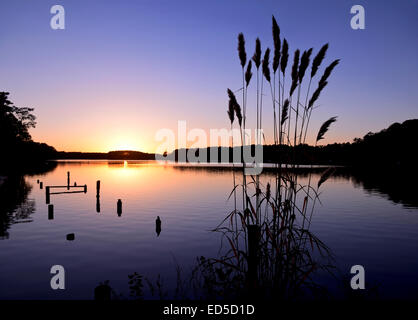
[0,0,417,152]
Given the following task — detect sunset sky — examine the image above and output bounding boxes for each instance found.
[1,0,417,153]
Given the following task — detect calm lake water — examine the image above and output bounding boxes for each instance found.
[0,161,417,300]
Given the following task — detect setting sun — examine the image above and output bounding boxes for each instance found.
[106,134,150,152]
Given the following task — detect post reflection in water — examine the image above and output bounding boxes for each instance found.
[48,204,54,220]
[96,197,101,213]
[0,161,417,300]
[0,176,35,240]
[96,180,101,213]
[156,216,162,236]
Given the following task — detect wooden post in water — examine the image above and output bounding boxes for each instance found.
[96,181,101,213]
[67,172,70,190]
[48,204,54,220]
[40,182,43,189]
[247,224,260,289]
[46,186,50,204]
[66,233,75,241]
[84,184,87,193]
[117,199,122,217]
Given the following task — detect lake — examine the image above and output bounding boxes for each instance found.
[0,161,417,300]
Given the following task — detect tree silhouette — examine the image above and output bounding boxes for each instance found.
[0,92,36,144]
[0,92,56,168]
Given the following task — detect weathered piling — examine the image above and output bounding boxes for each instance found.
[96,180,101,195]
[46,186,50,204]
[48,204,54,220]
[84,184,87,193]
[66,233,75,241]
[117,199,122,217]
[40,182,43,189]
[67,171,70,190]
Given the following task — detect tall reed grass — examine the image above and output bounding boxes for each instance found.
[209,15,340,299]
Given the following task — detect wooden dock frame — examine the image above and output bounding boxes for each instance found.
[45,184,87,204]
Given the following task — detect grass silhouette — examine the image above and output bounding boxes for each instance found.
[204,14,340,299]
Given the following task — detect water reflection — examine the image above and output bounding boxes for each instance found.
[336,168,418,208]
[1,163,416,242]
[0,161,417,300]
[156,216,162,236]
[96,180,101,213]
[0,176,34,239]
[172,165,418,209]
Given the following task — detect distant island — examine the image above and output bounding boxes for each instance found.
[1,91,416,171]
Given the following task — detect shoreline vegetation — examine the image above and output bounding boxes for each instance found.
[53,119,417,168]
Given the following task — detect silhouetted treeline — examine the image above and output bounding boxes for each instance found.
[349,119,417,167]
[56,150,155,160]
[0,92,57,171]
[169,119,417,168]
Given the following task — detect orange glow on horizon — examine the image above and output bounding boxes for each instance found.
[32,128,351,154]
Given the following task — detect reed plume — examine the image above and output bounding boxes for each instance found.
[272,16,280,48]
[280,39,289,75]
[316,116,337,142]
[227,99,235,124]
[319,59,340,86]
[281,99,289,125]
[289,49,300,96]
[308,81,327,109]
[235,105,243,127]
[298,48,312,83]
[272,16,281,73]
[291,49,300,82]
[245,60,253,87]
[302,53,338,143]
[262,48,271,82]
[238,33,247,68]
[311,43,329,78]
[227,88,238,104]
[227,89,242,126]
[252,38,262,69]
